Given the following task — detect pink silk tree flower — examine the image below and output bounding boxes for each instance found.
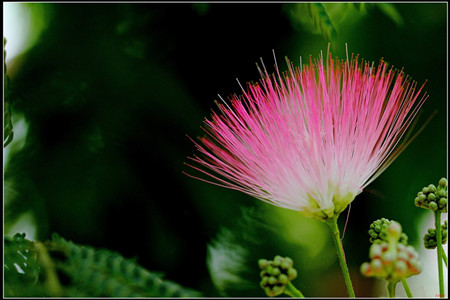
[185,51,428,221]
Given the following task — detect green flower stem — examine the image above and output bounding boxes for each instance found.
[387,281,398,298]
[284,282,304,298]
[326,216,356,297]
[401,278,413,298]
[442,246,447,267]
[435,211,445,298]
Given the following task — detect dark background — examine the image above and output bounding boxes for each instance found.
[4,3,447,297]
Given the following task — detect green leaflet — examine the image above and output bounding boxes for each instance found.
[4,233,202,297]
[376,3,404,26]
[306,3,337,45]
[4,38,13,148]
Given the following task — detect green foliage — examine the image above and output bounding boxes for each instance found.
[4,38,13,148]
[4,233,42,296]
[376,3,404,26]
[284,3,403,50]
[4,233,201,297]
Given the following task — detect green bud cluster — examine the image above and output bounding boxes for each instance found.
[424,220,448,249]
[362,221,421,282]
[258,255,298,297]
[415,178,447,213]
[368,218,408,245]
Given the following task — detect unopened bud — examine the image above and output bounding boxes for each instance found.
[399,252,409,263]
[371,258,383,272]
[273,255,283,267]
[439,178,447,188]
[427,193,436,201]
[382,251,395,265]
[271,285,283,296]
[439,198,447,208]
[268,276,277,285]
[260,276,269,287]
[287,268,297,280]
[395,260,407,275]
[271,267,281,276]
[429,202,438,211]
[414,197,420,206]
[438,189,447,198]
[278,274,289,285]
[422,187,430,194]
[428,184,437,193]
[361,262,371,275]
[370,243,383,259]
[259,259,269,269]
[388,221,402,241]
[409,260,421,274]
[280,261,290,270]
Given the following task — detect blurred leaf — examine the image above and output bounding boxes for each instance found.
[4,38,13,148]
[306,3,337,45]
[4,233,202,297]
[4,233,42,296]
[376,3,404,26]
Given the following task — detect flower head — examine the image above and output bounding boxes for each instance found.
[185,50,428,221]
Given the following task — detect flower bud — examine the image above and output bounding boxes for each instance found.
[271,267,281,276]
[271,285,283,296]
[287,268,297,280]
[268,276,277,285]
[272,255,283,267]
[260,276,269,287]
[429,202,438,211]
[439,178,447,188]
[395,260,407,275]
[382,251,395,265]
[418,193,427,202]
[422,187,429,194]
[439,198,447,208]
[409,260,421,274]
[427,193,436,201]
[438,189,447,198]
[278,274,289,285]
[371,258,383,272]
[428,184,437,193]
[284,257,293,265]
[370,243,383,259]
[280,261,291,270]
[397,250,408,262]
[259,259,269,269]
[360,262,371,275]
[388,221,402,241]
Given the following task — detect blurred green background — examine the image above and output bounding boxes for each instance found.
[4,2,447,297]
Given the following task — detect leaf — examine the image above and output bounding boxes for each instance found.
[306,3,338,45]
[376,3,404,26]
[4,232,202,297]
[4,38,13,148]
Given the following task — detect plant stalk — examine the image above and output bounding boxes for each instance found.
[326,215,355,297]
[435,211,445,298]
[387,281,397,298]
[441,245,447,267]
[401,278,413,298]
[284,282,305,298]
